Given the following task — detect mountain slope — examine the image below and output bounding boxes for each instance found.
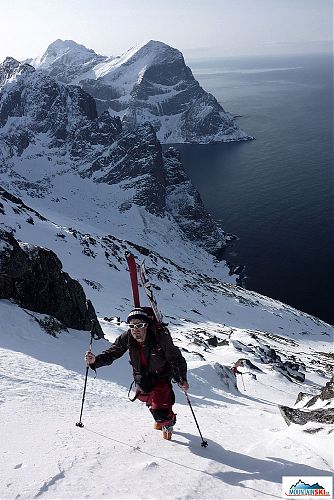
[0,58,232,263]
[0,298,332,500]
[30,39,252,144]
[27,38,108,84]
[1,88,332,499]
[2,184,333,341]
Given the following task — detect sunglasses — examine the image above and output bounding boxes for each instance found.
[129,322,147,330]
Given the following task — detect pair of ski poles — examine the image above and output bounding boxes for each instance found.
[75,326,208,447]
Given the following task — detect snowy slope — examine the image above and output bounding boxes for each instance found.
[1,298,332,500]
[29,39,252,144]
[3,184,333,340]
[1,41,333,499]
[1,158,332,500]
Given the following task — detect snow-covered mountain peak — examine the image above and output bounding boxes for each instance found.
[32,39,103,68]
[92,39,185,87]
[119,39,183,66]
[0,57,34,88]
[29,39,107,85]
[26,39,252,143]
[1,56,20,69]
[49,38,90,51]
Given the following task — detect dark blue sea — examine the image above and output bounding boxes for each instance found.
[171,53,333,325]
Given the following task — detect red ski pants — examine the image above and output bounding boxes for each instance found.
[136,380,176,426]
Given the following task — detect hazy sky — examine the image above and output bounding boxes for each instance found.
[1,0,332,62]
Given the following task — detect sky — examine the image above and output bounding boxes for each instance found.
[1,0,332,63]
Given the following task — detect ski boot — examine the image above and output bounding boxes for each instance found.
[162,424,173,440]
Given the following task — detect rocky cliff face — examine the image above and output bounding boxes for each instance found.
[279,376,334,430]
[0,228,103,335]
[0,57,230,258]
[163,147,232,256]
[30,39,252,144]
[0,56,123,158]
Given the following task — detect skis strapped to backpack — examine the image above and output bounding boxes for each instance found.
[125,251,164,401]
[125,251,163,328]
[125,251,140,308]
[139,261,163,327]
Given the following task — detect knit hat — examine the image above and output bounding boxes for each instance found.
[127,308,150,323]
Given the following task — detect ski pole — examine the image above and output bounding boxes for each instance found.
[240,373,246,391]
[185,392,208,448]
[76,319,96,428]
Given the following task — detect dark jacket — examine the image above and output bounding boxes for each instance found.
[93,325,187,388]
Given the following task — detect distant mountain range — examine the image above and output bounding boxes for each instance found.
[26,39,252,144]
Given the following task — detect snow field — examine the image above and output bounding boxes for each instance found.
[1,300,332,499]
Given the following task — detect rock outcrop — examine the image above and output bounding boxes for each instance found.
[256,344,305,382]
[0,229,103,335]
[163,147,233,256]
[295,376,334,410]
[279,406,334,426]
[279,376,334,430]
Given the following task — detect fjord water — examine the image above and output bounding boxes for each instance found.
[174,53,333,325]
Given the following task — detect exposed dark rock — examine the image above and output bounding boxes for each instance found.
[0,57,34,88]
[0,185,47,221]
[279,406,334,426]
[163,147,228,254]
[214,363,239,392]
[280,376,334,430]
[295,392,312,406]
[33,314,65,337]
[0,59,122,158]
[0,57,20,86]
[217,339,229,346]
[303,427,325,434]
[318,376,334,400]
[0,229,103,336]
[86,123,166,217]
[295,377,333,409]
[256,345,305,382]
[207,335,218,347]
[276,360,305,383]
